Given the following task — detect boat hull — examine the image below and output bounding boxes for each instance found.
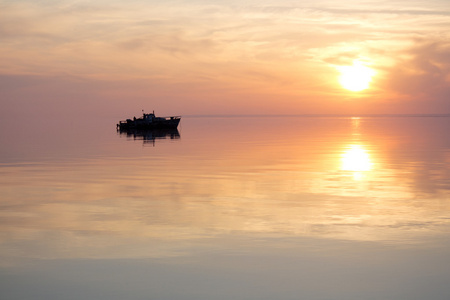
[117,116,180,130]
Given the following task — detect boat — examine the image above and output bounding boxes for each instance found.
[117,111,181,130]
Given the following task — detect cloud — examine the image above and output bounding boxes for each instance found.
[381,39,450,111]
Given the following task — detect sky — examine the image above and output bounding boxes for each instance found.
[1,0,450,120]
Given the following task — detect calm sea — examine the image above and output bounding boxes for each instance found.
[1,116,450,300]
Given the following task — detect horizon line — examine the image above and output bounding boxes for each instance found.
[182,113,450,118]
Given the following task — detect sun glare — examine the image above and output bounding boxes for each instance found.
[338,61,375,92]
[342,145,372,171]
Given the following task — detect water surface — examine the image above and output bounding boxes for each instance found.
[1,116,450,300]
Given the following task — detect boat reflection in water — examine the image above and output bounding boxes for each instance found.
[118,128,180,145]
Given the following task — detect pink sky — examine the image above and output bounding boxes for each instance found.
[1,0,449,120]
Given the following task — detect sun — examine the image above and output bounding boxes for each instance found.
[337,61,375,92]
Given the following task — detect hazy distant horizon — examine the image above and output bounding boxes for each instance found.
[181,113,450,118]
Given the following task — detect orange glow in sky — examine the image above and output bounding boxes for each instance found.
[0,0,449,119]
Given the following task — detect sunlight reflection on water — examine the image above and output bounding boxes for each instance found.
[341,144,373,179]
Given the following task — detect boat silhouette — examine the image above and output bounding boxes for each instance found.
[117,111,181,130]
